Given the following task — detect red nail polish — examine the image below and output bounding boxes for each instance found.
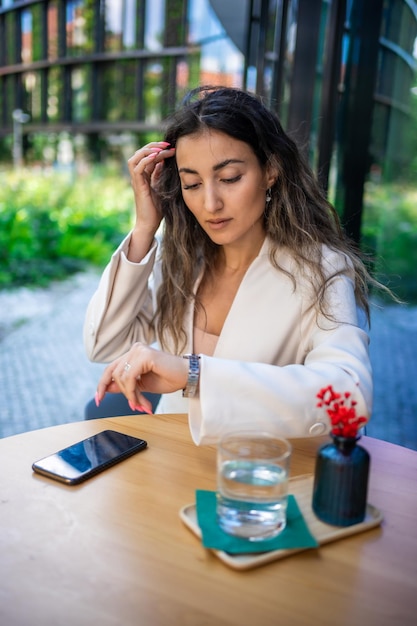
[137,405,152,415]
[95,392,100,407]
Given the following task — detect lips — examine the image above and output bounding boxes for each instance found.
[206,218,232,230]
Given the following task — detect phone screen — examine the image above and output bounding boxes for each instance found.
[32,430,147,485]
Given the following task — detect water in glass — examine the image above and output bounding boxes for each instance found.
[217,458,289,540]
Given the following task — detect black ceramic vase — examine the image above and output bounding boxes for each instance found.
[312,435,370,526]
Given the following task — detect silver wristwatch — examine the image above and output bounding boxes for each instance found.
[182,354,201,398]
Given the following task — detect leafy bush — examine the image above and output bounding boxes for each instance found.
[0,169,133,288]
[1,170,416,304]
[362,183,417,303]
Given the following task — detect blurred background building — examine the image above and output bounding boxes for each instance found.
[1,0,416,241]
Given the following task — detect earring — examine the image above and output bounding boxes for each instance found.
[266,188,272,204]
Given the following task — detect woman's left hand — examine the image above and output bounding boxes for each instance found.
[95,343,189,414]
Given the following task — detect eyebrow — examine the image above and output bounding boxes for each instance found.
[178,158,245,175]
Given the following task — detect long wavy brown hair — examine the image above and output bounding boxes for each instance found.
[155,86,376,353]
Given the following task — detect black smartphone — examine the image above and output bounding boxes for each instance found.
[32,430,147,485]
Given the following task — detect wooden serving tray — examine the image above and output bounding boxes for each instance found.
[179,474,383,570]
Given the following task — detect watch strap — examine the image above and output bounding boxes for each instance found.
[182,354,200,398]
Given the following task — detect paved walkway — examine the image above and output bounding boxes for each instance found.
[0,271,103,438]
[1,271,416,451]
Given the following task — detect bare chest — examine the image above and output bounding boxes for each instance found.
[195,272,246,336]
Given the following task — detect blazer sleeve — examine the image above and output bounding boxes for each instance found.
[83,234,159,363]
[188,253,373,445]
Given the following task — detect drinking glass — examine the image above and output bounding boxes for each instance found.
[216,431,292,541]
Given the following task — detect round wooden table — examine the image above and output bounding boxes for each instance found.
[1,413,416,625]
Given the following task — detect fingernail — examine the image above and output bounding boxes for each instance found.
[95,392,100,407]
[159,141,170,146]
[137,405,152,415]
[132,404,152,415]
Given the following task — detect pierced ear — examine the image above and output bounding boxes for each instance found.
[265,166,278,189]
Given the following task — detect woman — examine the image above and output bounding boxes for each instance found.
[84,85,373,445]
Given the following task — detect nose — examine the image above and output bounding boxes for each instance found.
[203,183,223,213]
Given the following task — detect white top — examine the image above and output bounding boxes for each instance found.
[84,234,373,445]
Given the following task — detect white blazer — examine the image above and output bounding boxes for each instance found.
[84,235,372,445]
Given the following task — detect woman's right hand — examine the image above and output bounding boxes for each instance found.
[95,342,189,414]
[127,142,175,236]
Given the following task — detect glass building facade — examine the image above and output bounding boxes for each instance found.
[0,1,246,138]
[1,0,416,239]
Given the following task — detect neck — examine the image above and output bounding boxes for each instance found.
[218,234,265,274]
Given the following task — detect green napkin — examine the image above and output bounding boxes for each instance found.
[196,490,319,554]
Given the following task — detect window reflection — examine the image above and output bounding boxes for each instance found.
[123,0,138,48]
[23,71,42,122]
[100,61,138,120]
[67,0,92,55]
[0,76,12,126]
[72,66,91,121]
[104,0,123,51]
[48,1,59,60]
[187,0,244,87]
[5,11,17,64]
[144,61,164,122]
[21,9,33,63]
[103,0,139,51]
[4,75,13,124]
[21,4,46,63]
[47,66,63,121]
[145,0,165,51]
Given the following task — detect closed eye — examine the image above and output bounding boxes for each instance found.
[221,175,242,184]
[182,174,242,190]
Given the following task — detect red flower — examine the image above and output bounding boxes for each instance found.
[316,385,367,438]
